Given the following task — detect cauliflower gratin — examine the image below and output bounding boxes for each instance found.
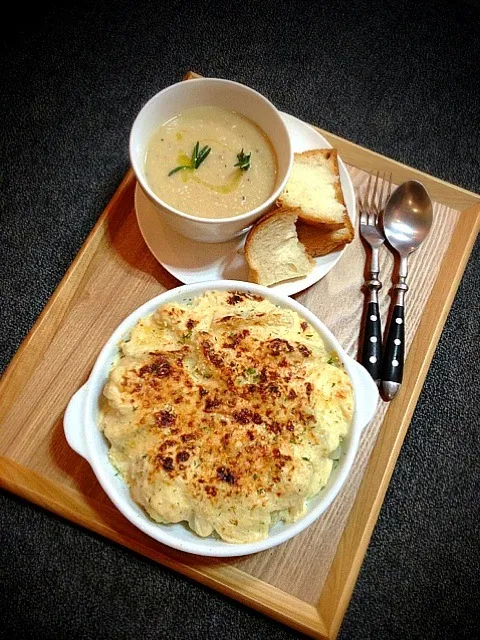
[99,290,354,543]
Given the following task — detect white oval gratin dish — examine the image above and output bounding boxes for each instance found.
[64,280,379,557]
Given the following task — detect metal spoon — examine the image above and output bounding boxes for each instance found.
[380,180,433,401]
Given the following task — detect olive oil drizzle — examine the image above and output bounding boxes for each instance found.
[194,170,243,195]
[174,151,244,195]
[168,141,211,176]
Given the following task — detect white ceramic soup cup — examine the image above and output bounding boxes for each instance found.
[64,280,379,558]
[129,78,293,243]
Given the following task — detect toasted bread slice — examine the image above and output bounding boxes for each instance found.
[296,221,354,258]
[245,207,314,286]
[277,149,353,237]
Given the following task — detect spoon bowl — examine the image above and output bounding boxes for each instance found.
[382,180,433,256]
[380,180,433,401]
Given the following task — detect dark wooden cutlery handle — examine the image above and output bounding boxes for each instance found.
[361,300,382,382]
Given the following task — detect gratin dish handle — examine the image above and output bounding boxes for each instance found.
[64,383,89,461]
[348,357,380,431]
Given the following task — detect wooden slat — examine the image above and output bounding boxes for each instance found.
[319,202,480,639]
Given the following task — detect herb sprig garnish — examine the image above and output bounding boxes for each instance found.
[168,141,211,176]
[234,149,251,171]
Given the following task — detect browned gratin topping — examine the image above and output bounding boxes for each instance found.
[99,290,353,543]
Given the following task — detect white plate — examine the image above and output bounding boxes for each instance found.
[135,112,356,296]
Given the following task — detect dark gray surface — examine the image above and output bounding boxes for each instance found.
[1,1,479,638]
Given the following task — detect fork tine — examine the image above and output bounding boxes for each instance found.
[375,173,386,223]
[357,192,364,219]
[370,171,379,210]
[362,171,373,213]
[368,171,379,224]
[386,172,393,203]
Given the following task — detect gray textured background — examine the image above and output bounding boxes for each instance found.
[1,1,479,638]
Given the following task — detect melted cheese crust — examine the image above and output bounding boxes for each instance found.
[99,291,353,543]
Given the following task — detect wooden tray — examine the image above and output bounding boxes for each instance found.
[1,72,479,640]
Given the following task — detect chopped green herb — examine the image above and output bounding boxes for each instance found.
[234,149,251,171]
[243,366,259,383]
[168,141,211,176]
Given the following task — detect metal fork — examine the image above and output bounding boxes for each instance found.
[359,171,392,383]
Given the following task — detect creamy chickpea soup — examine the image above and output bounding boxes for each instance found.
[144,106,278,219]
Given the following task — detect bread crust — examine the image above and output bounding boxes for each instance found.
[277,149,353,232]
[246,148,355,272]
[296,221,353,258]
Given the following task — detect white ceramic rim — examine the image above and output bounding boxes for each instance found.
[76,280,376,557]
[129,78,293,225]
